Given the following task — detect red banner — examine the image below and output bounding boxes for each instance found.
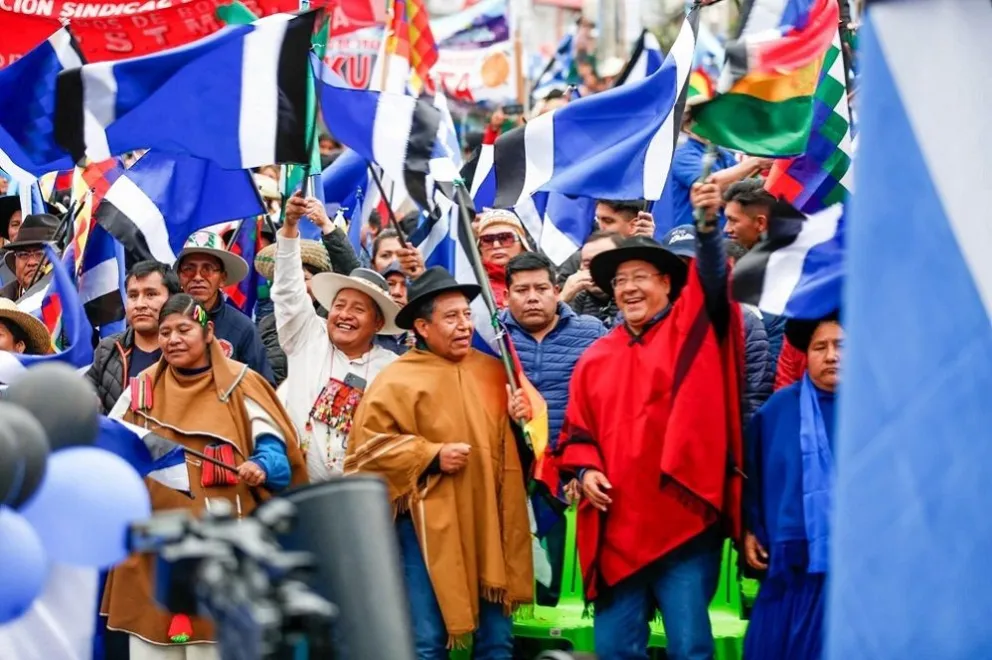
[70,0,295,61]
[0,12,60,68]
[1,0,386,68]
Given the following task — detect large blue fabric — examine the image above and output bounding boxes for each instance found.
[799,373,833,574]
[499,302,606,444]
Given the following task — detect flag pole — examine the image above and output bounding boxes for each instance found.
[452,181,519,391]
[365,161,411,246]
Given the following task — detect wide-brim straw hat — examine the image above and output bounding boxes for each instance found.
[311,268,403,336]
[254,240,331,282]
[175,230,250,286]
[0,298,53,355]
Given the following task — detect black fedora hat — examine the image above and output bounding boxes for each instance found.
[784,310,841,353]
[2,214,61,271]
[395,266,482,330]
[589,235,689,299]
[0,196,60,241]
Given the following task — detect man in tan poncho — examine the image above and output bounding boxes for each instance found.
[345,266,533,658]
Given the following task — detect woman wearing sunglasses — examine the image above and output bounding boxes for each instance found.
[476,209,531,309]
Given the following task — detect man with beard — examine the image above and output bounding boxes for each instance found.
[346,267,534,658]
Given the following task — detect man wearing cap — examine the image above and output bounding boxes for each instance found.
[175,230,275,384]
[346,266,533,657]
[662,224,773,426]
[0,213,60,302]
[743,313,841,660]
[551,203,744,659]
[0,298,53,356]
[375,260,417,356]
[272,204,400,481]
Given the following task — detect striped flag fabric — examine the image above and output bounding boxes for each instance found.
[315,59,442,213]
[828,3,992,657]
[719,0,840,90]
[491,8,698,209]
[54,11,319,170]
[78,223,127,335]
[0,27,82,180]
[95,151,264,264]
[731,202,844,319]
[765,32,854,212]
[0,246,95,385]
[223,217,261,314]
[531,31,575,101]
[462,144,595,267]
[691,0,840,157]
[613,29,664,88]
[96,416,191,495]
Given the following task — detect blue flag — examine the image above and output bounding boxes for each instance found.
[0,28,81,179]
[827,4,992,658]
[96,150,264,264]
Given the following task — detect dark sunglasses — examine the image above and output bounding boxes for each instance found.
[479,232,519,247]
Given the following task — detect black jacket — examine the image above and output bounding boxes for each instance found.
[86,328,134,414]
[259,302,327,388]
[567,290,619,328]
[322,226,361,275]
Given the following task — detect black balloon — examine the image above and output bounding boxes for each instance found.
[0,401,50,508]
[6,363,99,451]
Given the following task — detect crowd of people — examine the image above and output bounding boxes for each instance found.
[0,50,842,660]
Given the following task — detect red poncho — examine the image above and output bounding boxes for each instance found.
[551,264,745,599]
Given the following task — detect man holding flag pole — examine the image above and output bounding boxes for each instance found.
[344,181,535,657]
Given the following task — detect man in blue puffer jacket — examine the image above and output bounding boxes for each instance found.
[499,251,606,606]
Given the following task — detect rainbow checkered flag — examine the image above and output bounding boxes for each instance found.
[224,217,261,314]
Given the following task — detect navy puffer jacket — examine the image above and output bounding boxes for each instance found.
[741,304,774,427]
[500,303,607,444]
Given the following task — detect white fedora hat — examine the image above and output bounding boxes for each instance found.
[311,268,402,336]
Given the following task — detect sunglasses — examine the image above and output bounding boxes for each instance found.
[479,232,519,247]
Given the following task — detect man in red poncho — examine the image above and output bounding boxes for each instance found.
[551,185,744,660]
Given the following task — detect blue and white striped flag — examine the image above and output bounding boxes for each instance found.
[531,31,575,102]
[95,151,264,264]
[79,223,126,337]
[613,29,664,87]
[96,416,191,495]
[731,203,844,319]
[54,12,318,169]
[465,144,595,267]
[0,245,94,385]
[315,59,442,214]
[828,3,992,658]
[493,9,698,208]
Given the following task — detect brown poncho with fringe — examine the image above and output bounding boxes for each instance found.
[344,348,533,644]
[101,340,308,646]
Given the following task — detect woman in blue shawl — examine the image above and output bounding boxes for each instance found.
[743,312,842,659]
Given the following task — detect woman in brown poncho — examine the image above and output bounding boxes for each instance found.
[103,294,308,660]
